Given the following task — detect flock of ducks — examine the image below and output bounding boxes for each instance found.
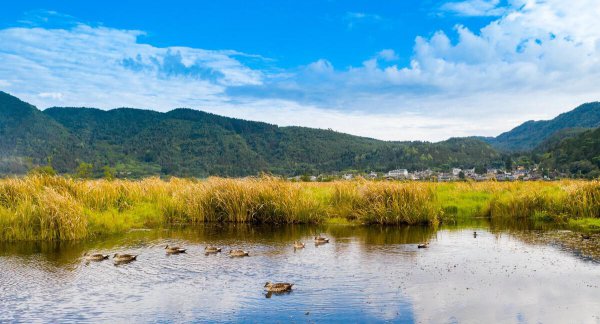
[83,235,333,293]
[83,234,431,293]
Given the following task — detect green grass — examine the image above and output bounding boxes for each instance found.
[568,218,600,232]
[436,183,493,221]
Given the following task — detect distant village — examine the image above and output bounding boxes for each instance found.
[288,166,560,182]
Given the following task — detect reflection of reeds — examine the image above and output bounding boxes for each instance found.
[0,175,598,241]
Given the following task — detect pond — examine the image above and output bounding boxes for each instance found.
[1,221,599,323]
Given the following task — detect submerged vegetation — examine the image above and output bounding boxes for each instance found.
[0,175,598,241]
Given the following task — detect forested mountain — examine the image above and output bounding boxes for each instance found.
[536,127,600,178]
[0,91,502,177]
[3,90,599,179]
[483,102,600,152]
[0,93,80,173]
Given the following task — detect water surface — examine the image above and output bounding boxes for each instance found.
[1,223,599,323]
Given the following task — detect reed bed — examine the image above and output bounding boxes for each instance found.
[0,175,598,241]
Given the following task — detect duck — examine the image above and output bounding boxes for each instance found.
[581,233,591,240]
[314,235,330,243]
[293,241,306,249]
[417,242,429,249]
[204,246,222,253]
[83,252,109,261]
[264,281,294,292]
[229,250,249,257]
[113,253,138,263]
[164,245,187,254]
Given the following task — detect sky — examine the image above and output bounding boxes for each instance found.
[1,0,599,141]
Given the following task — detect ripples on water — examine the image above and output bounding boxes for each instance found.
[0,224,599,323]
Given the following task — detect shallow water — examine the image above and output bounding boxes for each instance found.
[1,223,599,323]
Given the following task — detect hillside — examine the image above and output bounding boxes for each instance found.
[537,127,600,178]
[0,92,80,173]
[484,102,600,152]
[0,91,502,177]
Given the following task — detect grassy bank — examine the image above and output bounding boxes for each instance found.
[0,175,598,240]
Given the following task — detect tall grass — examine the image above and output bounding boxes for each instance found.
[0,175,598,241]
[330,181,439,225]
[486,180,600,222]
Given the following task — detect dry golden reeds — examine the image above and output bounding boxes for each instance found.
[0,175,597,241]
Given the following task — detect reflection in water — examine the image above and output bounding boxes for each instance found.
[0,224,599,323]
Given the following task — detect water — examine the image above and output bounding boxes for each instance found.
[0,223,599,323]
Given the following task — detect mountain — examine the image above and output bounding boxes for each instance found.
[484,102,600,152]
[0,91,502,177]
[537,127,600,178]
[0,92,80,173]
[532,127,590,153]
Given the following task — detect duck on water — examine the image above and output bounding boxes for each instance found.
[314,235,330,244]
[264,282,294,292]
[229,250,250,257]
[113,253,138,264]
[83,252,109,261]
[164,245,187,254]
[205,246,222,254]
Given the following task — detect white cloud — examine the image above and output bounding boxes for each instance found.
[38,92,63,100]
[440,0,507,17]
[256,0,600,133]
[0,24,261,110]
[1,1,600,142]
[376,49,399,61]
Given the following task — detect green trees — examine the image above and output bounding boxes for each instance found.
[485,102,600,151]
[75,162,93,179]
[474,166,487,175]
[0,92,503,178]
[3,91,599,179]
[28,165,57,176]
[103,166,116,180]
[536,127,600,179]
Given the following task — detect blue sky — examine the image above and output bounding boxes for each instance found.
[0,1,497,68]
[1,0,599,141]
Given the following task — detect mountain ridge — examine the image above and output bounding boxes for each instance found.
[484,102,600,152]
[0,91,502,177]
[2,91,600,178]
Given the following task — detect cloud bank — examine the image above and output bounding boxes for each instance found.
[1,0,600,141]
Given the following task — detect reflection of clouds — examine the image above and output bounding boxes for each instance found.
[1,227,599,322]
[404,230,600,323]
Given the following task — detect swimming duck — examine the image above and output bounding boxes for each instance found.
[229,250,250,257]
[113,253,138,263]
[417,242,429,249]
[264,282,294,292]
[293,241,306,249]
[164,245,187,254]
[205,246,222,253]
[83,252,109,261]
[314,235,330,243]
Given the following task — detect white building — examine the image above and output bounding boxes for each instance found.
[342,174,354,180]
[386,169,409,178]
[452,168,462,176]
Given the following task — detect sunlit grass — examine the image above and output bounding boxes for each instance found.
[0,175,598,240]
